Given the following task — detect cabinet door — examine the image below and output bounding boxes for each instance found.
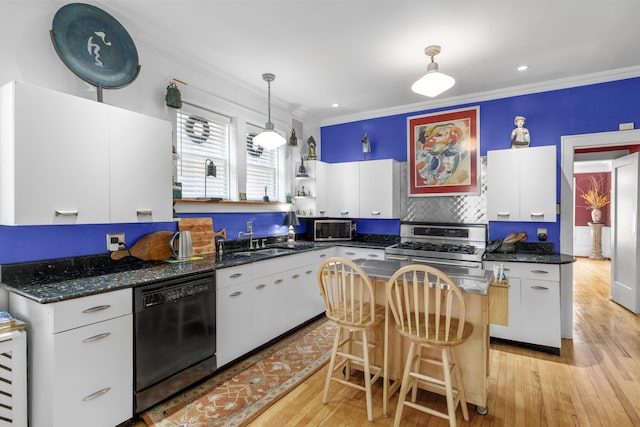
[519,145,556,222]
[216,279,266,366]
[326,162,359,217]
[6,81,110,225]
[109,107,173,223]
[359,159,399,218]
[521,278,561,348]
[487,149,520,221]
[315,161,330,216]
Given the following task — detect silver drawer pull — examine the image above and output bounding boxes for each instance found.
[229,291,242,297]
[82,387,111,401]
[305,270,313,274]
[320,254,327,258]
[530,212,545,217]
[319,210,326,214]
[345,251,356,255]
[274,279,284,284]
[256,284,266,289]
[83,332,111,343]
[82,305,111,314]
[531,270,549,274]
[371,211,381,216]
[369,254,379,258]
[230,273,243,279]
[55,210,79,217]
[137,210,153,216]
[531,285,549,290]
[340,211,349,215]
[497,212,510,216]
[291,274,300,279]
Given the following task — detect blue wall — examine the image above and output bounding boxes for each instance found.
[321,77,640,247]
[3,78,640,264]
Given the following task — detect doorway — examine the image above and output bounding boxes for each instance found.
[561,129,640,333]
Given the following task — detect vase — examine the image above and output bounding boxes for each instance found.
[591,208,602,223]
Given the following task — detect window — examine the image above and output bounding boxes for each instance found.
[176,105,230,199]
[246,123,282,201]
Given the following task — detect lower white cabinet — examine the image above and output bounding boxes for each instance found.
[9,289,133,427]
[337,246,385,261]
[484,261,561,350]
[216,247,336,367]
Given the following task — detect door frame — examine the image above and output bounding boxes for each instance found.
[561,129,640,336]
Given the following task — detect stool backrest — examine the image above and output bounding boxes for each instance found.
[317,257,377,327]
[386,264,467,343]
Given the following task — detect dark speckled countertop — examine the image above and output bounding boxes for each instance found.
[1,240,393,304]
[483,252,575,264]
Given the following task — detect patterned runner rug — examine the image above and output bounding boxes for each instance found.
[141,317,336,426]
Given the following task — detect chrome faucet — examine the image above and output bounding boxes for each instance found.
[238,221,255,249]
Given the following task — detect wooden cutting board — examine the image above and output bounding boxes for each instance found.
[178,217,226,255]
[110,231,174,261]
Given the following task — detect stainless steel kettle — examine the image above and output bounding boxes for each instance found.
[170,230,193,259]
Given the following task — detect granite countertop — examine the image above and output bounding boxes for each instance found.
[1,242,325,304]
[483,252,576,264]
[354,258,492,295]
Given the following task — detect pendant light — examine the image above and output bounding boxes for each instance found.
[411,45,455,97]
[253,73,287,150]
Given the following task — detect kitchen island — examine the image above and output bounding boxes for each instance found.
[352,258,493,416]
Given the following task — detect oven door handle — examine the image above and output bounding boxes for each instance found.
[385,254,410,262]
[411,256,482,269]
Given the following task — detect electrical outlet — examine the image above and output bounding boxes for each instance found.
[537,228,548,241]
[106,232,125,251]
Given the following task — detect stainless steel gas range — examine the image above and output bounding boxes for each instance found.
[385,222,487,269]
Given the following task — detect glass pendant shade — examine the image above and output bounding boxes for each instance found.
[254,73,286,150]
[412,45,455,97]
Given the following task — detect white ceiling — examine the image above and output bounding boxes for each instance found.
[95,0,640,123]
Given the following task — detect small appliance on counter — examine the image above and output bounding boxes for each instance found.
[306,219,353,241]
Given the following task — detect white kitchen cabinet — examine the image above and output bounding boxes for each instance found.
[9,288,133,427]
[0,81,172,225]
[337,246,385,261]
[484,260,561,351]
[487,146,556,222]
[359,159,401,218]
[322,162,360,217]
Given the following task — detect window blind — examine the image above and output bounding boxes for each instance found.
[176,106,230,199]
[246,123,280,201]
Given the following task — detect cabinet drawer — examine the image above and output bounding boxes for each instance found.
[53,288,131,333]
[51,368,132,427]
[484,261,559,281]
[217,264,254,288]
[54,314,132,392]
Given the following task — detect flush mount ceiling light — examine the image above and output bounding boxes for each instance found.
[253,73,287,150]
[411,45,455,97]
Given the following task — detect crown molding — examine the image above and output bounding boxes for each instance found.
[321,66,640,127]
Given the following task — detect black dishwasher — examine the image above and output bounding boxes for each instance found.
[134,271,216,413]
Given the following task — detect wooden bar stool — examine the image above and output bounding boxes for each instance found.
[386,264,473,427]
[317,257,385,422]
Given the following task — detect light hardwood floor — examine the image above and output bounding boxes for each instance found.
[249,257,640,426]
[134,257,640,426]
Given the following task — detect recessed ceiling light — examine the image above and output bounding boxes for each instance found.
[331,103,340,108]
[517,65,529,71]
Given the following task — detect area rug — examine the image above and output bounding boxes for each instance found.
[141,317,337,427]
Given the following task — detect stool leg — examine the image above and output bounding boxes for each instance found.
[393,341,416,427]
[323,326,342,405]
[442,348,457,427]
[362,330,374,422]
[452,348,470,421]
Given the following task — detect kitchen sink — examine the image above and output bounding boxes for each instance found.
[233,248,293,257]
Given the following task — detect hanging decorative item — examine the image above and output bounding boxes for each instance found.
[165,82,182,108]
[185,116,210,143]
[50,3,140,102]
[307,136,318,160]
[289,128,298,146]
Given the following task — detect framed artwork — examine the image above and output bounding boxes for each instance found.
[407,106,480,197]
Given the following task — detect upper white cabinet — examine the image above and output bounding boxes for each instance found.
[359,159,400,218]
[312,159,401,218]
[0,81,172,225]
[487,146,556,222]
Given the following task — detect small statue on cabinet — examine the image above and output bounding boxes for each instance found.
[307,136,318,160]
[510,115,530,148]
[263,185,270,202]
[297,155,308,177]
